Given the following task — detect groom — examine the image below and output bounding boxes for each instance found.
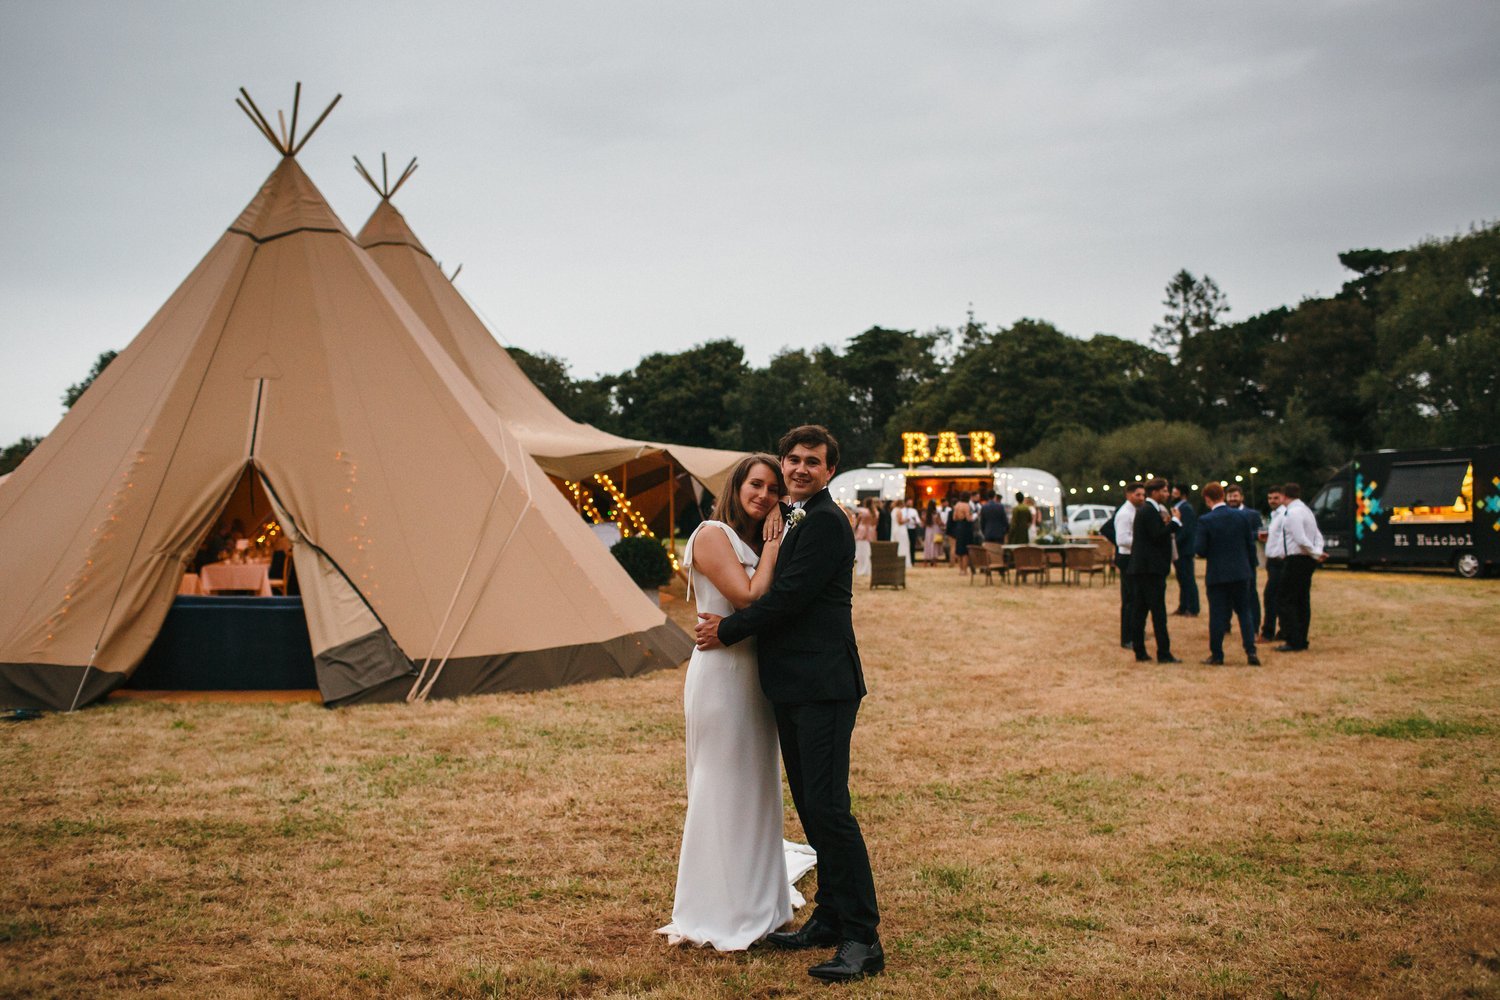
[694,424,883,983]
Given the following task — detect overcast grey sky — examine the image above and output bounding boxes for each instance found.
[1,1,1496,444]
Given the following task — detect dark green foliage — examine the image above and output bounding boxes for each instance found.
[63,349,118,409]
[482,221,1490,495]
[610,340,748,448]
[508,347,580,412]
[609,535,674,589]
[895,319,1171,460]
[1265,298,1379,449]
[1152,270,1228,357]
[0,435,41,475]
[725,348,862,458]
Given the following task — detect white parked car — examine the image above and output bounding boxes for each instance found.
[1065,503,1115,536]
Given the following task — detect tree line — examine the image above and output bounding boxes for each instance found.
[5,224,1495,508]
[511,222,1498,505]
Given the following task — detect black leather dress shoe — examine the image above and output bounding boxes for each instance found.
[808,939,885,982]
[1134,654,1151,662]
[766,919,840,950]
[1247,654,1261,666]
[1201,656,1224,665]
[1158,655,1183,664]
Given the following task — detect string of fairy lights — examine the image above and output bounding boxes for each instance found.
[1066,466,1263,499]
[564,472,681,571]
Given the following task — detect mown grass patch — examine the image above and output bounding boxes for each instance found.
[1334,713,1490,739]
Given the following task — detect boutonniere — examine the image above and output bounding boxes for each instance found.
[786,507,807,532]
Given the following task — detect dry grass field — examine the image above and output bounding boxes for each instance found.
[2,565,1498,998]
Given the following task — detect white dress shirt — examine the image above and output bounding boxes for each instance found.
[1278,498,1324,558]
[1113,502,1136,555]
[1264,506,1287,559]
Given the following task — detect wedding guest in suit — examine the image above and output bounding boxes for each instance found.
[1111,484,1144,649]
[1224,484,1262,634]
[1260,486,1287,642]
[1274,482,1326,653]
[1170,484,1200,617]
[1196,482,1261,666]
[1128,478,1181,663]
[978,489,1009,545]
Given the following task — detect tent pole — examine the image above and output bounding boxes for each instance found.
[667,457,676,561]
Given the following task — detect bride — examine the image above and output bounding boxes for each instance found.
[657,454,814,951]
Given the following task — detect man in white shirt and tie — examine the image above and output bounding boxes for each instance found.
[1112,484,1144,649]
[1260,486,1287,642]
[1274,482,1326,653]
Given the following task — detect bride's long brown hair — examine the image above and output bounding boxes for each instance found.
[710,454,787,549]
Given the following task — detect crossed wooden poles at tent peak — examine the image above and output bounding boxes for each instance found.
[236,82,341,157]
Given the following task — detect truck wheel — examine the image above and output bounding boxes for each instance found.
[1455,552,1481,579]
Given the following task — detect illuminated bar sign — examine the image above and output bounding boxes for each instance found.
[902,431,1001,465]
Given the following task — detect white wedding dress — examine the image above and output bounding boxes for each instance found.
[657,521,816,951]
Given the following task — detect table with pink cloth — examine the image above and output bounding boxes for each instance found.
[198,560,272,596]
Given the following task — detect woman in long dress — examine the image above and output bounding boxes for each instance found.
[889,500,912,567]
[658,454,812,951]
[853,499,876,576]
[922,500,942,565]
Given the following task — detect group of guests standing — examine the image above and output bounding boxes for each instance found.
[1109,478,1326,665]
[848,491,1043,575]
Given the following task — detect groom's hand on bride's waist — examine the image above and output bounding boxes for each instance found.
[695,613,723,650]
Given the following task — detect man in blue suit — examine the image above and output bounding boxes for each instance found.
[1224,484,1262,634]
[1170,483,1200,617]
[1195,482,1260,666]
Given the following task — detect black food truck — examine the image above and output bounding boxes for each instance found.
[1310,444,1499,578]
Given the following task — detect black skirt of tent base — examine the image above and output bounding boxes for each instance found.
[0,85,691,712]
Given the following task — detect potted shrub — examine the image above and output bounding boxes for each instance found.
[611,535,673,605]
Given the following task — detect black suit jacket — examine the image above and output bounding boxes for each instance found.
[1197,504,1256,585]
[717,488,867,704]
[979,500,1010,542]
[1127,500,1178,576]
[1174,499,1198,557]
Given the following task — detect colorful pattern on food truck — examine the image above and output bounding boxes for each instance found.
[1354,471,1383,541]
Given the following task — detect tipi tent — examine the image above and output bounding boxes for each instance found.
[0,89,691,711]
[350,157,744,524]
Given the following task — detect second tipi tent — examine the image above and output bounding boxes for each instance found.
[351,158,745,520]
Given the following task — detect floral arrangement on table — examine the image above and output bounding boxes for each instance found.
[1036,530,1070,545]
[610,534,674,590]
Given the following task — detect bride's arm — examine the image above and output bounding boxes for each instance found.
[690,527,760,610]
[748,535,780,602]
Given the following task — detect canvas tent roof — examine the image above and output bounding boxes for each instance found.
[351,170,744,499]
[0,111,690,712]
